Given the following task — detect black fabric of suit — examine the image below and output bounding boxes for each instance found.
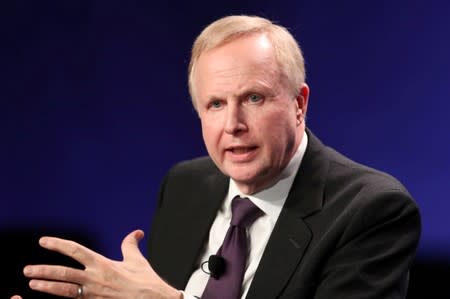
[148,129,421,299]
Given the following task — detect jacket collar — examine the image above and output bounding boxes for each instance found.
[246,128,329,298]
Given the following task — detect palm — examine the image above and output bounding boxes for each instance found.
[11,230,180,299]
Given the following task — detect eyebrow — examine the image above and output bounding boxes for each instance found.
[200,78,279,104]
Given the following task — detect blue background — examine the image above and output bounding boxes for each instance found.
[2,0,449,266]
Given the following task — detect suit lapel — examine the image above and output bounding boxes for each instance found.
[246,130,329,298]
[172,169,229,288]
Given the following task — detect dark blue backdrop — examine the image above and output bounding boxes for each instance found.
[2,0,449,263]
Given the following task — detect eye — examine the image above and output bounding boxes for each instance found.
[208,99,223,110]
[248,93,263,104]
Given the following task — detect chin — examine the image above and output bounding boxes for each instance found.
[223,161,269,182]
[229,169,264,186]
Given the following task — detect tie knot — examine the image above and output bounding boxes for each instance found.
[230,196,264,228]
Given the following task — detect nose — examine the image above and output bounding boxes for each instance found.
[224,104,247,135]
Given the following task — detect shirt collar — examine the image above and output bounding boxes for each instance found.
[227,132,308,220]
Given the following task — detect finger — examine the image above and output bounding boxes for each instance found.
[29,279,80,298]
[121,229,146,263]
[10,296,22,299]
[39,236,101,266]
[24,264,85,284]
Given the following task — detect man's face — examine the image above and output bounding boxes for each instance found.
[193,34,308,194]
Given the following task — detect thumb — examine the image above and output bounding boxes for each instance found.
[121,229,146,263]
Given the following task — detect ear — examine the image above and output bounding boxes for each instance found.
[295,83,310,123]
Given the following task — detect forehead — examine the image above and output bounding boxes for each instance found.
[194,34,281,96]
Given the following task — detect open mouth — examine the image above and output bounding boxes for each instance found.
[225,146,259,161]
[229,146,257,154]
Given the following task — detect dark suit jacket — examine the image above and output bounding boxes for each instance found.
[147,129,421,298]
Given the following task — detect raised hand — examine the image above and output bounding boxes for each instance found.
[15,229,181,299]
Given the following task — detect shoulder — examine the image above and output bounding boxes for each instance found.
[312,141,421,249]
[305,130,419,223]
[167,156,219,176]
[305,129,409,195]
[323,144,410,195]
[162,156,224,186]
[157,156,227,202]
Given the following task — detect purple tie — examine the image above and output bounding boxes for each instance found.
[202,196,264,299]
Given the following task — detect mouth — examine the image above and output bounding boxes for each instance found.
[225,145,259,161]
[229,146,256,153]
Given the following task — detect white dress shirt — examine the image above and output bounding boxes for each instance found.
[183,133,308,299]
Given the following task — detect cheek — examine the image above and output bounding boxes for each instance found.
[201,119,221,149]
[258,112,297,148]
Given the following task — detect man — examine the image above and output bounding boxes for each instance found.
[12,15,420,299]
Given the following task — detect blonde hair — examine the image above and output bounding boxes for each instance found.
[188,15,306,107]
